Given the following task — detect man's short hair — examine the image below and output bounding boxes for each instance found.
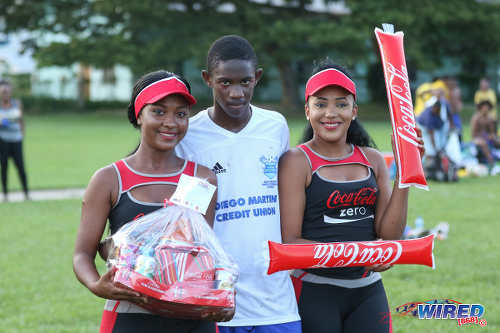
[206,35,257,73]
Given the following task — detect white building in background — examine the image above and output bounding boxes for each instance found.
[30,64,132,101]
[89,65,133,101]
[1,1,349,102]
[30,64,79,99]
[0,32,133,101]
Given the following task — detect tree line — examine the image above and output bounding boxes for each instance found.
[2,0,500,110]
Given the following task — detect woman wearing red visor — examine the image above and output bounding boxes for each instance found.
[278,59,423,333]
[73,70,220,332]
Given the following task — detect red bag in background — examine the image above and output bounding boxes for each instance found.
[375,24,428,190]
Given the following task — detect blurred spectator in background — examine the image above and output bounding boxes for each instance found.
[430,77,450,101]
[0,79,29,201]
[445,77,463,142]
[474,77,497,133]
[470,100,500,173]
[417,95,462,181]
[417,97,451,157]
[414,77,450,116]
[414,81,434,116]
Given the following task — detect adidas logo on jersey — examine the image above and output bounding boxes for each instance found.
[212,162,227,174]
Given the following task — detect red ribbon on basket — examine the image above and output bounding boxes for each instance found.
[267,234,435,275]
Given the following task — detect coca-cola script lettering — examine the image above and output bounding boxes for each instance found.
[387,63,420,147]
[312,241,402,268]
[267,235,435,274]
[375,26,428,189]
[326,187,377,209]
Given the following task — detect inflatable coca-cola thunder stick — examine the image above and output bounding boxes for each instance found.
[375,24,428,190]
[267,235,435,275]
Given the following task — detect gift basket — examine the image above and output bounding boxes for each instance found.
[106,175,237,319]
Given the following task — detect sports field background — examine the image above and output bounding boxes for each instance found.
[0,109,498,332]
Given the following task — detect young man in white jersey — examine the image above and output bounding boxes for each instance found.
[176,35,301,333]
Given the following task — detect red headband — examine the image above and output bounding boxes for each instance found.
[305,68,356,101]
[134,77,196,117]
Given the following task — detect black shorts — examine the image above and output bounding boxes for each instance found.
[296,279,391,333]
[100,311,215,333]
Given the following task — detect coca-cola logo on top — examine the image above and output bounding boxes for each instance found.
[326,187,377,209]
[312,240,403,267]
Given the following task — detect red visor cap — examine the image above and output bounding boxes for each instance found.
[134,77,197,117]
[305,68,356,101]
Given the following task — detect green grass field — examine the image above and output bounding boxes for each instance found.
[3,112,140,191]
[0,110,498,332]
[4,109,393,192]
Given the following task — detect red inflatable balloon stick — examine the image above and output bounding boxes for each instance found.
[375,23,428,190]
[267,235,435,275]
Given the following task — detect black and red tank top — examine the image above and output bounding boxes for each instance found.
[108,159,197,235]
[298,144,378,280]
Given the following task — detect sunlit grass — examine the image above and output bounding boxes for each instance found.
[1,109,497,332]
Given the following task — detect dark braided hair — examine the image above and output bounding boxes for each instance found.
[302,59,376,148]
[127,70,192,128]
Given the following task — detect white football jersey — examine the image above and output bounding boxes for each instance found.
[176,105,300,326]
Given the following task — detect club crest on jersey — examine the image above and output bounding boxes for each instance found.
[260,155,278,188]
[260,156,278,179]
